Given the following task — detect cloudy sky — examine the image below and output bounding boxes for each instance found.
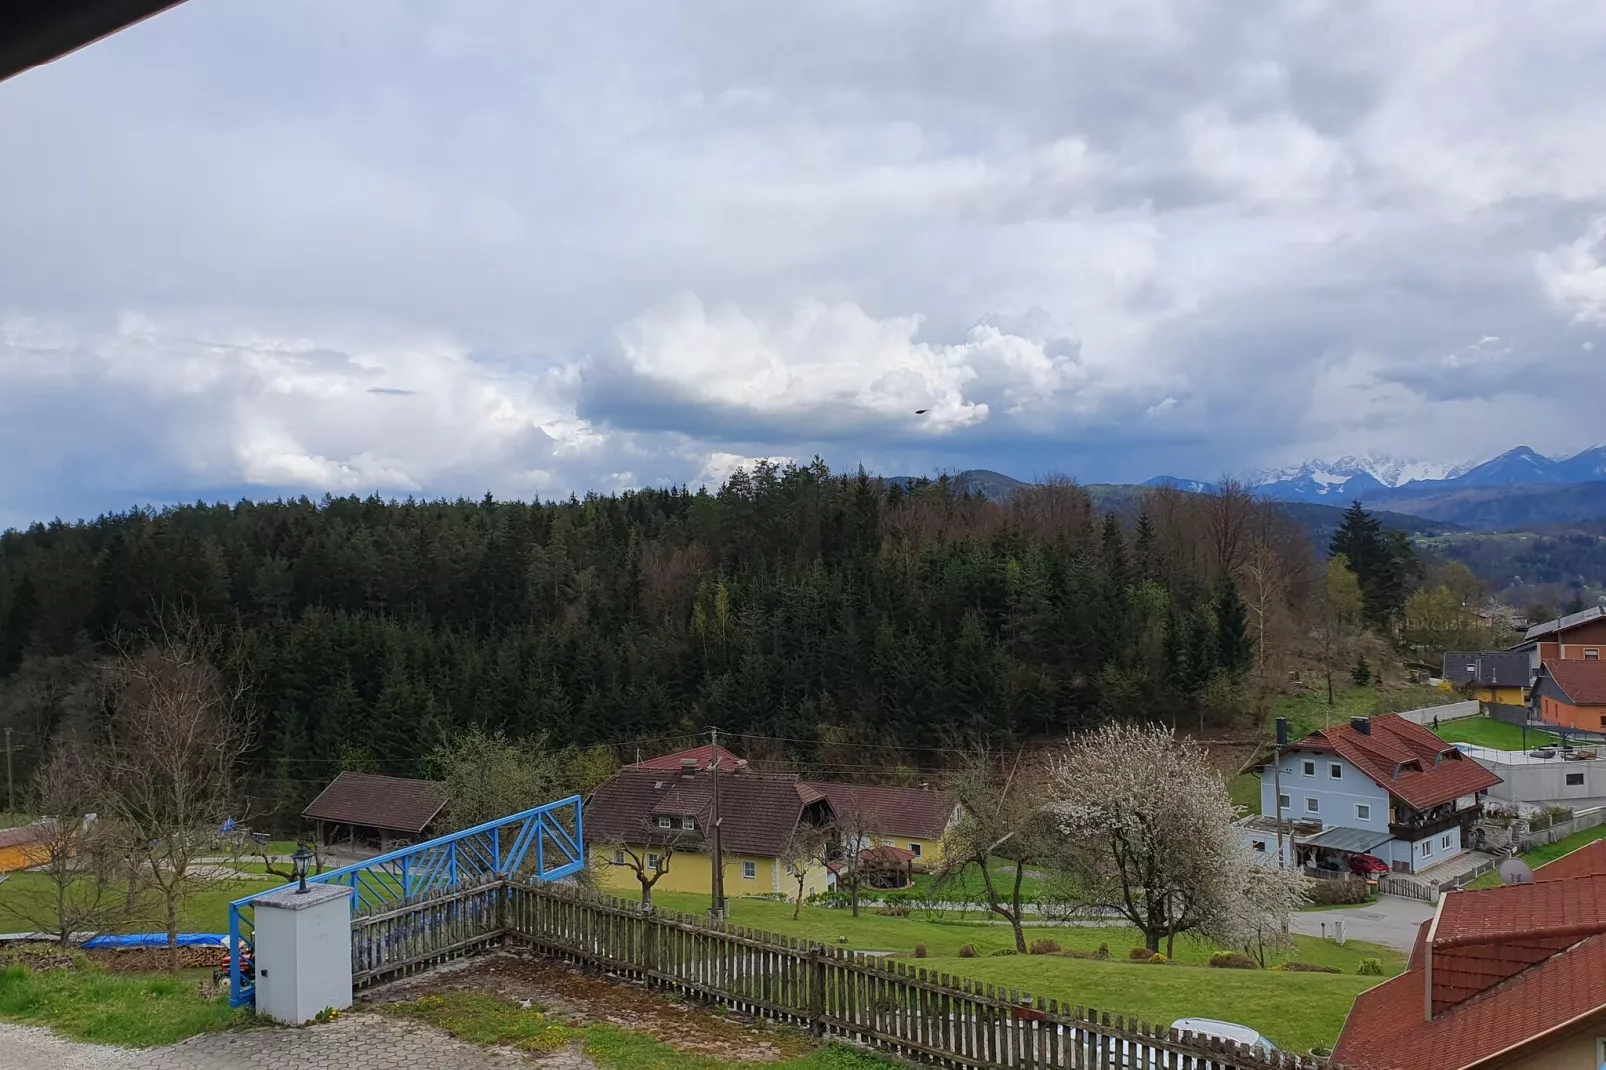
[5,0,1606,527]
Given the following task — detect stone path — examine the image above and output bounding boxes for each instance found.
[0,1014,596,1070]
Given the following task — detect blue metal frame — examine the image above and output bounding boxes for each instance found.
[228,793,583,1007]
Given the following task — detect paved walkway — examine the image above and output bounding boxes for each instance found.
[0,1014,594,1070]
[1290,897,1436,952]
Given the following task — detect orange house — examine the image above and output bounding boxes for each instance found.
[1517,605,1606,668]
[0,823,50,873]
[1532,660,1606,733]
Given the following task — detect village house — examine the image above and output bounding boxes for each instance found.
[1247,715,1500,875]
[1440,650,1532,706]
[1515,604,1606,668]
[804,780,960,868]
[1530,658,1606,734]
[1333,840,1606,1069]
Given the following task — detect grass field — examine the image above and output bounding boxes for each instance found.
[0,872,282,935]
[1432,717,1560,751]
[0,964,243,1046]
[907,860,1051,906]
[1268,681,1457,742]
[1466,822,1606,889]
[649,890,1398,1052]
[0,813,38,831]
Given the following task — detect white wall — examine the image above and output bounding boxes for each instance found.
[1475,756,1606,804]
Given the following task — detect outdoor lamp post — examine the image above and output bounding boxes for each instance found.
[292,844,313,894]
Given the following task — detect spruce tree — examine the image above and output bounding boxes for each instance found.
[1213,576,1253,677]
[1329,501,1411,628]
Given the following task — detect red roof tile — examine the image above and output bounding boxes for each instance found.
[1334,876,1606,1070]
[586,766,827,857]
[301,772,447,833]
[806,782,955,841]
[1535,838,1606,882]
[626,744,741,771]
[1540,659,1606,705]
[1289,714,1501,811]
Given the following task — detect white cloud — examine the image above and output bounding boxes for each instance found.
[1538,217,1606,326]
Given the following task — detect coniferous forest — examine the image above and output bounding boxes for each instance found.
[0,463,1318,813]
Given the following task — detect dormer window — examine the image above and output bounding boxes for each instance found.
[657,816,672,829]
[682,816,696,830]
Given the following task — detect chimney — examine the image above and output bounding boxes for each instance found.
[735,759,749,774]
[680,758,698,779]
[1275,717,1289,747]
[1351,717,1371,736]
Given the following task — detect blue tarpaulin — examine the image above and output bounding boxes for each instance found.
[81,933,229,950]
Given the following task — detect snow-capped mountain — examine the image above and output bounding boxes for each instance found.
[1248,454,1471,492]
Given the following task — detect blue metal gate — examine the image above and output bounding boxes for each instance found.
[227,793,583,1007]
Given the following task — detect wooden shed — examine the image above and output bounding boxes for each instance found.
[302,772,447,852]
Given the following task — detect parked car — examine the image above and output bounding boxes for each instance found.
[1348,853,1390,877]
[1170,1018,1281,1056]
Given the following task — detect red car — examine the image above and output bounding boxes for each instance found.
[1348,853,1390,877]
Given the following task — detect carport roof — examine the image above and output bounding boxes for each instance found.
[1301,826,1393,854]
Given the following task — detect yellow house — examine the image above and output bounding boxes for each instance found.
[585,748,835,903]
[0,822,51,873]
[1441,651,1531,707]
[806,782,960,869]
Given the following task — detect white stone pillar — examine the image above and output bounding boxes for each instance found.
[253,883,353,1025]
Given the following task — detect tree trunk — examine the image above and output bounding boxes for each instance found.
[850,882,860,918]
[1165,927,1176,959]
[793,883,805,920]
[165,896,180,974]
[1145,927,1161,953]
[1326,665,1335,705]
[639,881,652,908]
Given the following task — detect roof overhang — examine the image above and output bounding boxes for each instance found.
[1,0,190,84]
[1301,826,1393,854]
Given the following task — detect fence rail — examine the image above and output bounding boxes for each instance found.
[355,880,1322,1070]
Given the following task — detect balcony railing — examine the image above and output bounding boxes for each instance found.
[1389,808,1473,842]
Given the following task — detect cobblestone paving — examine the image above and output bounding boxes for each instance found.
[0,1014,595,1070]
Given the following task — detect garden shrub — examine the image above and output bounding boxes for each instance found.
[1303,877,1371,906]
[1129,947,1153,961]
[1208,951,1258,970]
[1275,962,1341,973]
[1027,938,1061,956]
[956,944,978,959]
[1357,957,1383,976]
[1147,953,1170,965]
[1096,943,1110,960]
[914,944,927,959]
[989,948,1019,957]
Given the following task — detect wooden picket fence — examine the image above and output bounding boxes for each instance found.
[352,880,1325,1069]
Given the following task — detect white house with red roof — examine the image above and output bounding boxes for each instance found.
[1333,840,1606,1069]
[1248,714,1501,875]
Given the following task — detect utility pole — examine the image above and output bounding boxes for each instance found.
[708,726,725,922]
[1273,717,1288,868]
[3,727,11,815]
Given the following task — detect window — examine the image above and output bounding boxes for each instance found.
[1251,840,1266,853]
[1421,840,1433,858]
[647,853,662,871]
[1568,772,1586,786]
[1329,763,1343,780]
[657,816,672,829]
[742,861,757,880]
[1304,797,1319,814]
[1587,649,1600,660]
[612,850,626,866]
[1441,834,1453,850]
[1355,804,1371,822]
[1302,760,1316,777]
[1277,793,1290,810]
[909,843,922,858]
[682,816,696,830]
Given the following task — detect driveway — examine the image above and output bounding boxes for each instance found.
[0,1014,594,1070]
[1290,897,1436,952]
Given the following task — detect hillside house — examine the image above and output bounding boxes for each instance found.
[1440,650,1531,705]
[1513,604,1606,671]
[1333,843,1606,1069]
[804,781,960,868]
[1531,658,1606,734]
[1254,715,1500,875]
[585,754,835,900]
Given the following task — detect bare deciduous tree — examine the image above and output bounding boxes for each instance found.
[0,738,126,945]
[1050,722,1303,957]
[827,790,886,919]
[92,625,255,971]
[598,817,699,909]
[941,749,1055,953]
[778,821,832,920]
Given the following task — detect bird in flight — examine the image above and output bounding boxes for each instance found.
[914,409,929,414]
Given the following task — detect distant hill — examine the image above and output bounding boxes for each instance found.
[1363,481,1606,530]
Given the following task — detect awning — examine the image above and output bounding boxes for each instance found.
[1299,826,1392,854]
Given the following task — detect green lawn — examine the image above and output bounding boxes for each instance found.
[0,963,244,1046]
[0,813,38,831]
[915,954,1379,1054]
[1228,772,1263,814]
[0,872,283,935]
[1466,823,1606,889]
[1432,717,1559,751]
[907,860,1051,907]
[1270,681,1458,742]
[386,991,891,1070]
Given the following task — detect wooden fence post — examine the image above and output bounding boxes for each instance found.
[807,945,825,1036]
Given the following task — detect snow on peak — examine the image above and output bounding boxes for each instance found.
[1248,454,1468,490]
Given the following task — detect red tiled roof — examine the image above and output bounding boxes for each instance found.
[1540,659,1606,706]
[1289,714,1501,811]
[1334,876,1606,1070]
[1535,838,1606,882]
[626,744,740,771]
[301,772,447,833]
[806,782,955,840]
[859,845,917,868]
[586,766,827,857]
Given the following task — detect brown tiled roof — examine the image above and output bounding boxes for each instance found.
[0,823,48,849]
[806,782,955,840]
[586,767,825,857]
[860,844,917,868]
[626,745,740,771]
[301,772,447,833]
[1535,838,1606,881]
[1540,659,1606,706]
[1334,876,1606,1070]
[1289,714,1501,811]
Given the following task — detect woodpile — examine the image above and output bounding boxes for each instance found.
[86,945,228,972]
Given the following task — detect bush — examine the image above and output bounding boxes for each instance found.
[806,891,850,910]
[1357,957,1384,976]
[1027,938,1062,956]
[1147,953,1170,965]
[956,944,978,959]
[989,948,1019,957]
[914,944,927,959]
[1096,943,1110,960]
[882,892,913,910]
[1129,947,1153,961]
[1208,951,1259,970]
[1303,877,1372,906]
[1275,962,1341,974]
[873,904,912,917]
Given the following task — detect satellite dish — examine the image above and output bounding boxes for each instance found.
[1499,858,1534,885]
